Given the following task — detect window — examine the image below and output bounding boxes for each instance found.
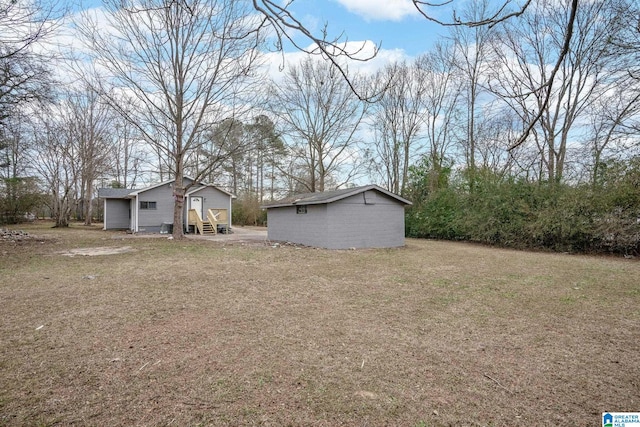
[140,201,157,210]
[296,205,307,214]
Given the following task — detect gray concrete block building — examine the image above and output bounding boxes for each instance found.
[262,185,412,249]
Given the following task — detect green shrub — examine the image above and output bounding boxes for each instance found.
[404,159,640,256]
[232,196,267,226]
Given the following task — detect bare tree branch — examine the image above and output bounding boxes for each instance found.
[413,0,533,28]
[252,0,380,100]
[0,0,66,60]
[507,0,578,151]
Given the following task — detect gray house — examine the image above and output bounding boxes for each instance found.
[98,177,234,233]
[262,185,412,249]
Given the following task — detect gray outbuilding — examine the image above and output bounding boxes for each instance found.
[261,185,412,249]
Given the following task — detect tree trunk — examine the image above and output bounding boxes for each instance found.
[172,170,185,239]
[84,178,93,225]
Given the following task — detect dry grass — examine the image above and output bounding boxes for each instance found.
[1,222,639,426]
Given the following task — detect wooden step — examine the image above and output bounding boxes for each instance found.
[201,221,216,234]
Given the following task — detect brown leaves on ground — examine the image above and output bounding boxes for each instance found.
[0,222,638,426]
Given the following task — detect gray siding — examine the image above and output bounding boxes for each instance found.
[186,186,233,229]
[197,187,232,215]
[104,199,130,229]
[266,191,406,249]
[101,178,233,233]
[137,183,175,232]
[326,193,405,249]
[267,204,328,247]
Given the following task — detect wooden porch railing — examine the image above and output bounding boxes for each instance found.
[189,208,228,235]
[207,208,228,233]
[188,209,204,235]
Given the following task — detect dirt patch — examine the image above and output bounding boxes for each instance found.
[59,246,137,256]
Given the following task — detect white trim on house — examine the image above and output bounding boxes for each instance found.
[133,194,139,232]
[102,199,107,231]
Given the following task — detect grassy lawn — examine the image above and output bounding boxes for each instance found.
[1,222,638,426]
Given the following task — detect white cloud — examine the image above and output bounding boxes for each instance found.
[263,40,411,83]
[338,41,409,75]
[334,0,419,22]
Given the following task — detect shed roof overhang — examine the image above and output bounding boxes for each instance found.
[97,188,135,199]
[261,184,412,209]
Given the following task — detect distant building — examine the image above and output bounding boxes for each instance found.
[98,177,234,233]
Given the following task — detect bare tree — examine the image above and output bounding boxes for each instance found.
[412,0,534,27]
[615,0,640,81]
[416,44,463,192]
[111,119,147,189]
[268,57,368,193]
[488,0,617,183]
[602,0,640,140]
[370,60,427,195]
[0,0,65,125]
[65,87,114,225]
[0,48,51,127]
[473,107,523,179]
[448,0,497,187]
[31,108,79,228]
[254,0,579,145]
[0,113,29,178]
[0,113,43,224]
[585,80,640,185]
[0,0,64,59]
[78,0,265,237]
[251,0,377,97]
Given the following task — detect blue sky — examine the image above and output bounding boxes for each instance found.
[74,0,451,65]
[71,0,455,77]
[280,0,447,58]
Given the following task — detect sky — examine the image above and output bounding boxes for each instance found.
[255,0,453,80]
[280,0,447,57]
[64,0,455,89]
[72,0,449,72]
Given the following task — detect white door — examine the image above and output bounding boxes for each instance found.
[191,197,203,217]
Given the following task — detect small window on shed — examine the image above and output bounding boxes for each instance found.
[140,201,157,210]
[296,205,307,214]
[364,191,377,205]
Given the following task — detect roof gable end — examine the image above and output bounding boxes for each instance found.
[100,176,236,199]
[261,185,412,208]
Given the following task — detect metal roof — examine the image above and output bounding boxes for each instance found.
[261,184,412,209]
